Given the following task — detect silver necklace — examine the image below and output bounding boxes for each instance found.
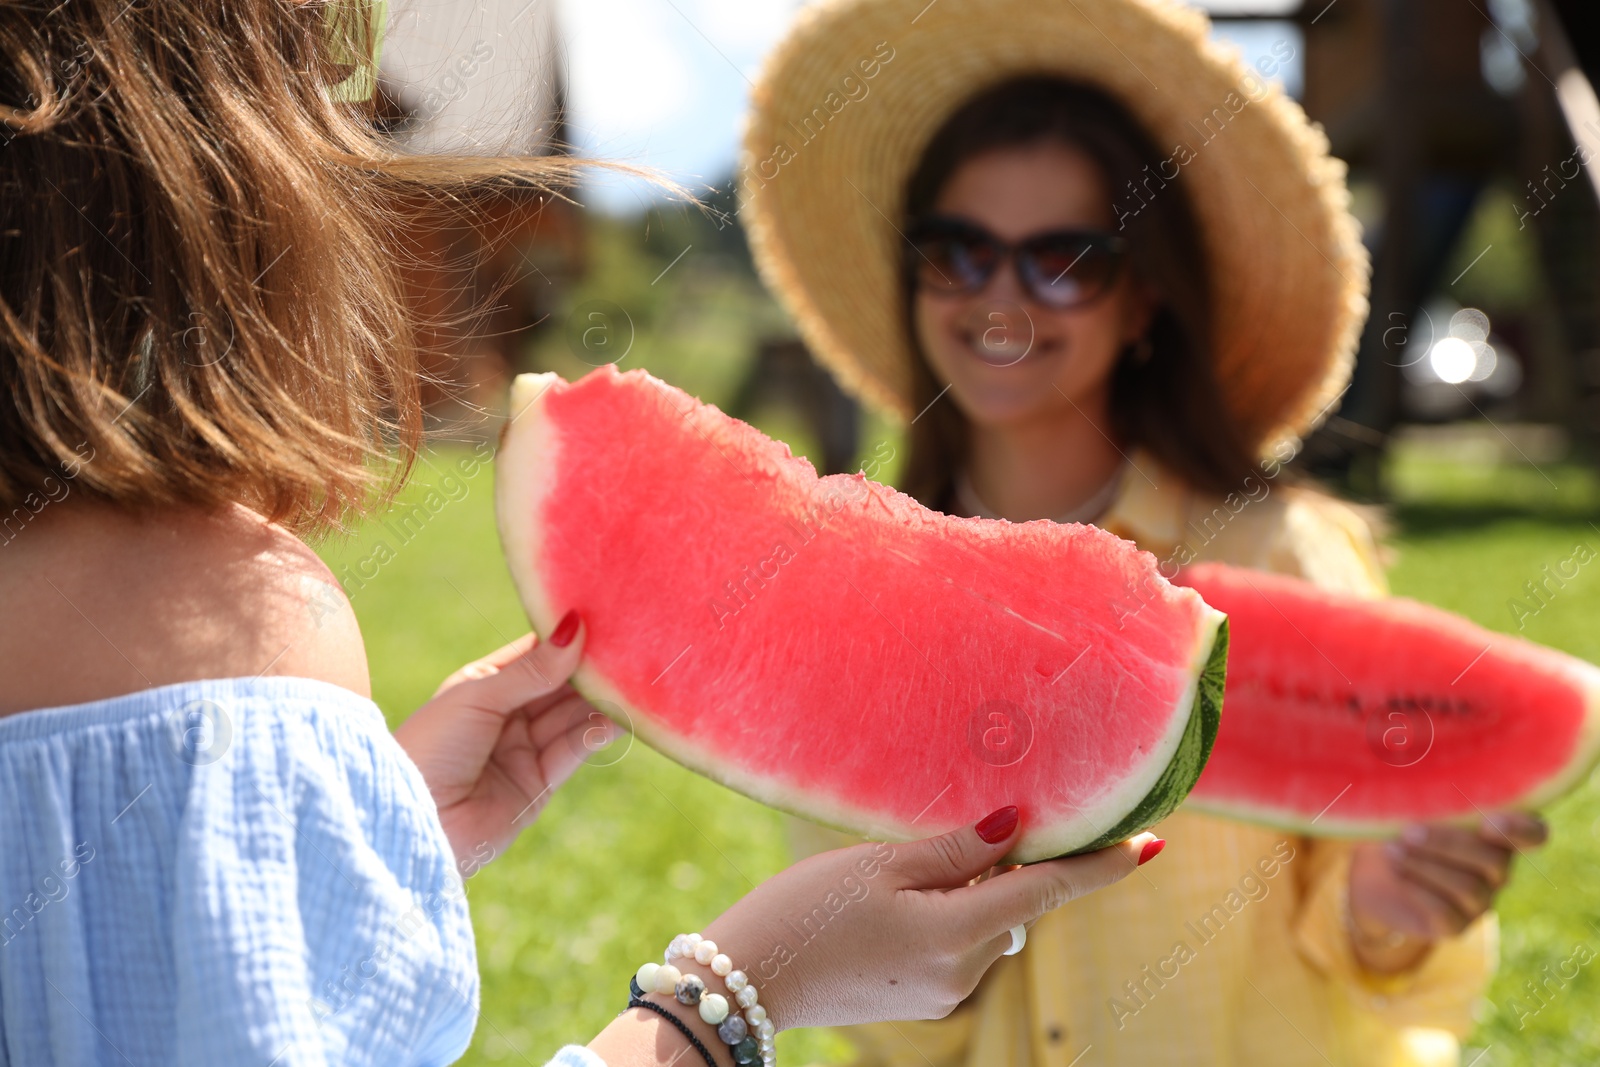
[955,459,1128,525]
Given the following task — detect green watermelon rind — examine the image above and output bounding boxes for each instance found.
[498,370,1230,863]
[1059,617,1227,857]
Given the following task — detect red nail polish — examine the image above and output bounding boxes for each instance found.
[549,610,581,649]
[1137,838,1166,866]
[976,806,1020,844]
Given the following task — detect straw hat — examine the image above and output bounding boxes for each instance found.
[739,0,1369,460]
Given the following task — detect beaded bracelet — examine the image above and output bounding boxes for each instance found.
[667,932,775,1066]
[634,932,775,1067]
[625,979,723,1067]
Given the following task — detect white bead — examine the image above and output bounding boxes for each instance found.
[654,964,682,996]
[725,970,748,993]
[735,984,759,1009]
[686,932,703,946]
[711,953,733,977]
[757,1020,775,1041]
[745,1004,767,1027]
[636,963,661,991]
[694,939,718,966]
[667,936,688,959]
[760,1035,775,1051]
[698,992,730,1025]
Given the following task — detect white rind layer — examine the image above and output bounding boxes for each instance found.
[497,371,1221,861]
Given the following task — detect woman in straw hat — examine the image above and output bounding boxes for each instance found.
[741,1,1546,1064]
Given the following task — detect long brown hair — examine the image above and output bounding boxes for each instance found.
[899,77,1261,509]
[0,0,574,533]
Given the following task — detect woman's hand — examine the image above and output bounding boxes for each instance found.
[1347,812,1547,974]
[684,811,1159,1031]
[394,611,618,870]
[590,811,1162,1063]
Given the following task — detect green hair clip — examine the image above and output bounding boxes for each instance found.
[324,0,388,103]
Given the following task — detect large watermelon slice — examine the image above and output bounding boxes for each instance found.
[1177,562,1600,834]
[496,367,1226,861]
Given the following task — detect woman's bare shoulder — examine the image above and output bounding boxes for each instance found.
[0,501,368,715]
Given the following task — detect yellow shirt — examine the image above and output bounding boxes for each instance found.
[789,449,1494,1067]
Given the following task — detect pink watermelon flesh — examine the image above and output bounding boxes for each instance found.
[496,367,1226,862]
[1177,562,1600,833]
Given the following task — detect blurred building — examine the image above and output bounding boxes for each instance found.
[374,0,586,436]
[1261,0,1600,490]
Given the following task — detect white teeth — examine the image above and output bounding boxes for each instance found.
[963,302,1036,365]
[968,334,1027,366]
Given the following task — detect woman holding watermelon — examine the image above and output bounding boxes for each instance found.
[0,2,1159,1065]
[741,0,1547,1064]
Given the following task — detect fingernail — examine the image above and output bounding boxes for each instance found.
[549,610,581,649]
[1137,838,1166,866]
[1401,824,1428,846]
[976,806,1020,844]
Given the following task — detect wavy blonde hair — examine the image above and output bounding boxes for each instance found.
[0,0,573,533]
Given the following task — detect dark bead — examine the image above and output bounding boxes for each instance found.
[718,1014,749,1044]
[674,974,706,1006]
[733,1035,761,1064]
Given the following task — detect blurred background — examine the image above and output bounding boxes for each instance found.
[325,1,1600,1063]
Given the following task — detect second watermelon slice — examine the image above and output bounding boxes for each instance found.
[1177,562,1600,833]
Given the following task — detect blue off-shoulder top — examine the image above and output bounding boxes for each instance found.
[0,677,478,1066]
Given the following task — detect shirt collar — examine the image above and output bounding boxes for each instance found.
[1096,447,1190,556]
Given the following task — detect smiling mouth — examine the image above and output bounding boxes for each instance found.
[960,328,1054,368]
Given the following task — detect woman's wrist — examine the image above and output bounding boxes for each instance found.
[627,986,731,1066]
[1348,930,1431,975]
[588,962,735,1067]
[607,930,781,1067]
[649,933,777,1065]
[590,1001,726,1067]
[698,920,788,1032]
[1345,896,1432,975]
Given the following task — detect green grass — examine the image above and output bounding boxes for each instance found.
[1383,445,1600,1065]
[316,434,1600,1066]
